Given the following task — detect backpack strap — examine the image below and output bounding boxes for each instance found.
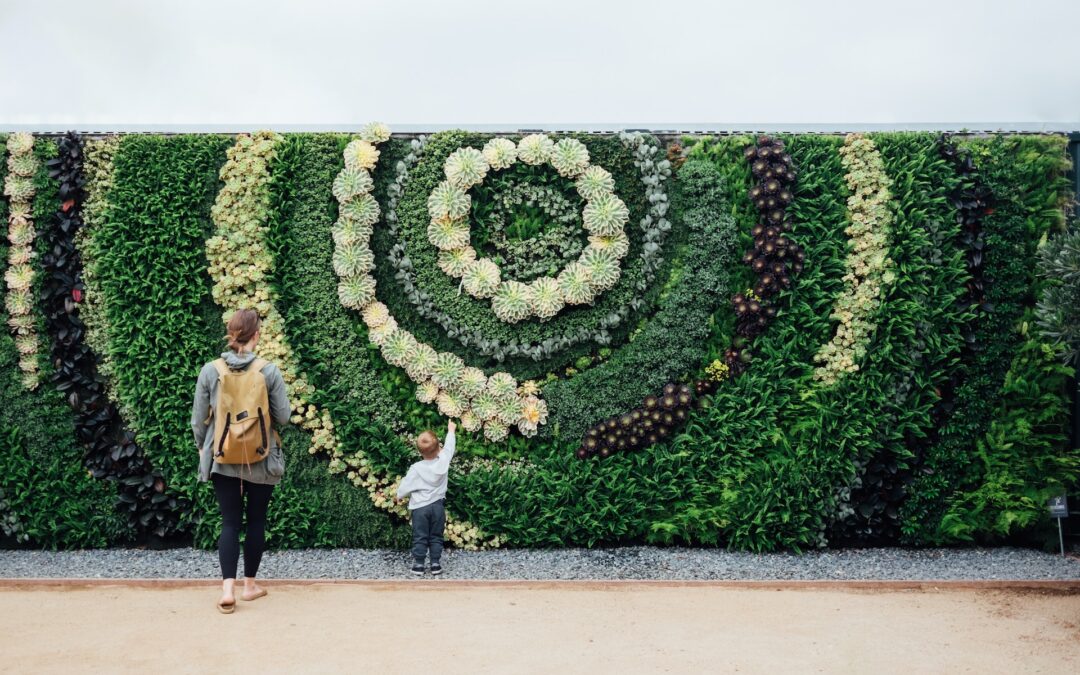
[250,358,271,450]
[211,358,229,379]
[205,359,230,426]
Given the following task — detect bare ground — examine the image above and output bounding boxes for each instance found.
[1,583,1078,674]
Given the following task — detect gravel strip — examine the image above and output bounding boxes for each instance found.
[1,547,1078,580]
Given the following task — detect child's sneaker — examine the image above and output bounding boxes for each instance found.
[429,563,443,575]
[411,564,425,576]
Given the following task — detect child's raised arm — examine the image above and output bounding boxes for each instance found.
[440,421,457,465]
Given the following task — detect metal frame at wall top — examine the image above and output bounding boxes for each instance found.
[1,122,1079,136]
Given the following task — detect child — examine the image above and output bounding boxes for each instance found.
[396,420,456,576]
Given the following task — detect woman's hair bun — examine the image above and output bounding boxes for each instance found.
[226,308,261,352]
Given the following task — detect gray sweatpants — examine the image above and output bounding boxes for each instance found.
[411,499,445,565]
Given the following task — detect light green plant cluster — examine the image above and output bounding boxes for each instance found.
[333,130,388,312]
[206,130,335,457]
[78,138,122,399]
[812,133,896,385]
[3,132,41,390]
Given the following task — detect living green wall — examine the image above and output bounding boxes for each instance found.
[0,129,1074,551]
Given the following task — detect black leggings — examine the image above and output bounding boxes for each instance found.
[211,473,274,580]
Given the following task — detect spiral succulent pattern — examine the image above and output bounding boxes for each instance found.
[427,133,633,323]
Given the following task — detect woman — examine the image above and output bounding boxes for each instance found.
[191,309,291,614]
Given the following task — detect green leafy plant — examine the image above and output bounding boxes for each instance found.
[1036,227,1080,366]
[939,329,1076,542]
[93,134,233,537]
[901,135,1072,544]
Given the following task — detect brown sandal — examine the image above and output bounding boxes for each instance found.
[217,599,236,614]
[241,588,267,602]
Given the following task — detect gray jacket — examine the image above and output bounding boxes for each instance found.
[191,351,292,485]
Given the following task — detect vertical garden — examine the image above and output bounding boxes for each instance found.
[0,128,1075,552]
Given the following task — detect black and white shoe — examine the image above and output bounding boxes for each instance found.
[411,564,425,576]
[429,563,443,575]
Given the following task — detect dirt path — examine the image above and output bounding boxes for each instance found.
[1,583,1078,673]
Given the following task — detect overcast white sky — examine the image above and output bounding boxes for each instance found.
[1,0,1078,128]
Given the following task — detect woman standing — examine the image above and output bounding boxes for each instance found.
[191,309,291,614]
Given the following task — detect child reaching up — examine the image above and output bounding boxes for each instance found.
[396,420,456,576]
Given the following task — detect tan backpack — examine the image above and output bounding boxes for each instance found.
[210,357,272,465]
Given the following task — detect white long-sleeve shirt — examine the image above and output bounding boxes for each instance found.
[395,432,456,510]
